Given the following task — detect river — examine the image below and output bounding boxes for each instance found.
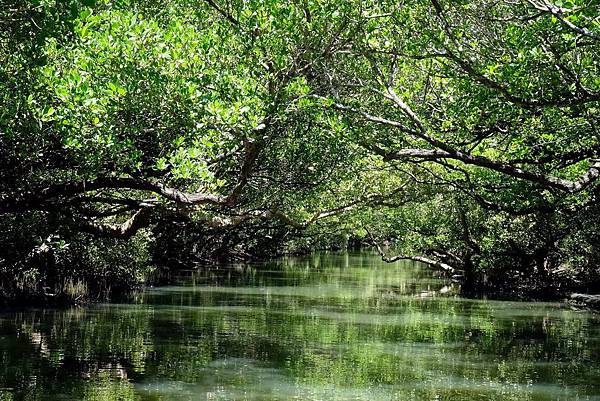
[1,251,599,400]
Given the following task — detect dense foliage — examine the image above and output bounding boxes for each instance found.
[1,0,600,301]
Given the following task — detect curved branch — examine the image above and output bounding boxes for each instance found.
[383,254,457,273]
[526,0,600,42]
[376,147,600,193]
[331,89,600,193]
[431,0,600,107]
[368,232,457,273]
[1,126,269,216]
[0,177,227,215]
[81,207,155,239]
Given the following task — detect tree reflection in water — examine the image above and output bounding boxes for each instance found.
[0,252,599,401]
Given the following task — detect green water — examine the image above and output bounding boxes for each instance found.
[1,252,600,401]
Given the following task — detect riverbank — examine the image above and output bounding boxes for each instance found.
[2,247,600,310]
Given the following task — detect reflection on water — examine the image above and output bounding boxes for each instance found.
[0,251,599,400]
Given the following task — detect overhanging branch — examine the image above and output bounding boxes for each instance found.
[81,207,155,239]
[376,146,600,194]
[329,90,600,193]
[0,177,228,215]
[368,230,457,273]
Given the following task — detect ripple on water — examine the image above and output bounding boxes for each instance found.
[136,357,588,401]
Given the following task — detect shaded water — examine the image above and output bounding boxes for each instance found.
[1,252,600,400]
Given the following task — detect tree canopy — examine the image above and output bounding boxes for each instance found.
[1,0,600,300]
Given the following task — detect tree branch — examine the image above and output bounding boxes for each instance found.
[430,0,600,107]
[0,177,227,215]
[526,0,600,42]
[331,89,600,193]
[368,231,457,273]
[378,147,600,194]
[81,207,155,239]
[202,0,239,26]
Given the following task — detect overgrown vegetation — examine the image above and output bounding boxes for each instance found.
[1,0,600,303]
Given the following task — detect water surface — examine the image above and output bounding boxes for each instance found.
[1,252,599,400]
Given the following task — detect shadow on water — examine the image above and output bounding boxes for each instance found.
[0,251,599,400]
